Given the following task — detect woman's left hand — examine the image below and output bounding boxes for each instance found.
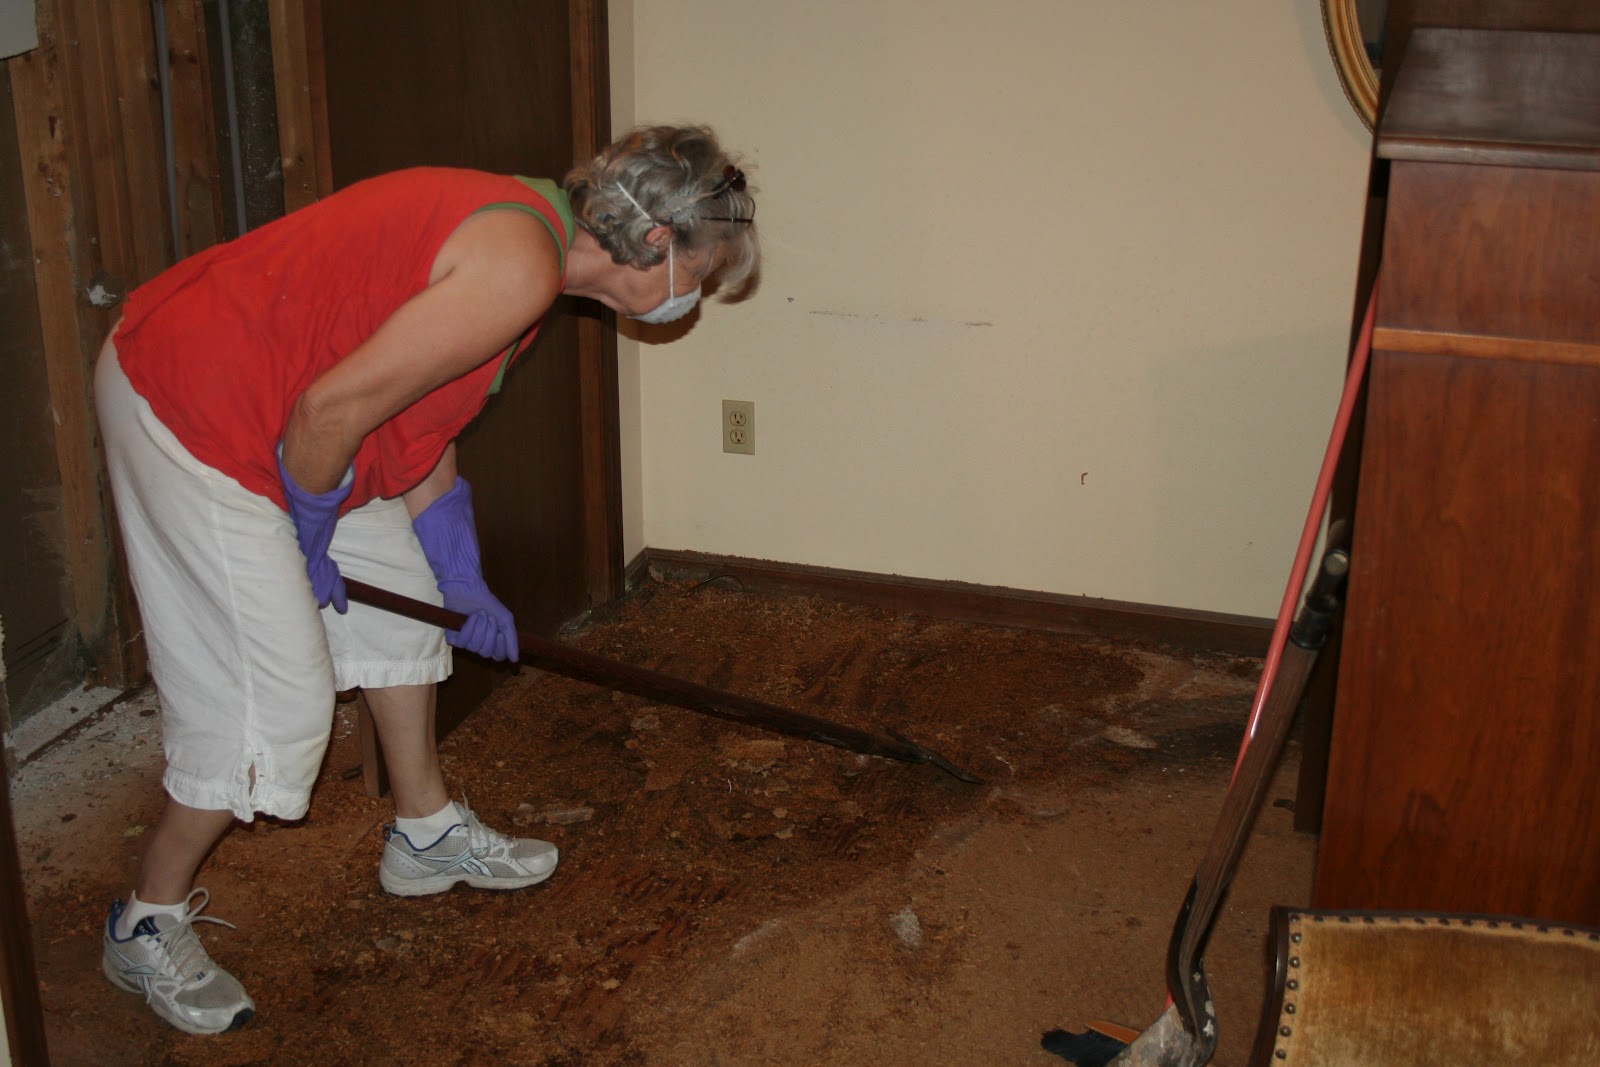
[437,580,518,662]
[411,476,519,661]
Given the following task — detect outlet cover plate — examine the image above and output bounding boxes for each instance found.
[722,399,755,455]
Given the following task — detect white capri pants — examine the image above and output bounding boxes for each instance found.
[95,340,452,821]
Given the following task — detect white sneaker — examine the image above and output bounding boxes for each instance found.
[380,800,558,897]
[101,888,256,1034]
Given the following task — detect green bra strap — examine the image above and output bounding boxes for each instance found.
[480,178,575,395]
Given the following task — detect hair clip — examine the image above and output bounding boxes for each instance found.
[703,166,752,221]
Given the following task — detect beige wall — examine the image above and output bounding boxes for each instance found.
[613,1,1373,618]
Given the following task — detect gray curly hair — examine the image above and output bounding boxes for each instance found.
[564,125,759,290]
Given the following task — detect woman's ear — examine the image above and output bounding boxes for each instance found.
[645,224,673,250]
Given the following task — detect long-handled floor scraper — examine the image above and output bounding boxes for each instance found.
[342,577,982,785]
[1041,292,1377,1067]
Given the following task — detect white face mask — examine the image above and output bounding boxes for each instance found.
[615,181,702,325]
[631,241,700,325]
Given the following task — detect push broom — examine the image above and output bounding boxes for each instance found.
[1042,289,1377,1067]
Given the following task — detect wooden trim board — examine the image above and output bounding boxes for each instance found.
[0,758,48,1067]
[269,0,327,211]
[637,549,1272,658]
[1375,326,1600,368]
[569,0,625,610]
[1,674,48,1067]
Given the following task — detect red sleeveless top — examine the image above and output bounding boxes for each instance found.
[113,167,573,512]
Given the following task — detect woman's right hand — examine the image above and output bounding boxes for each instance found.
[278,447,354,613]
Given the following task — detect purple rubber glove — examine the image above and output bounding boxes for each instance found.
[412,478,518,662]
[277,448,354,614]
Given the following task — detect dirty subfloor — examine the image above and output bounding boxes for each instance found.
[14,577,1316,1066]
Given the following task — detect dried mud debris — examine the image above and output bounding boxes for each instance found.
[23,577,1267,1066]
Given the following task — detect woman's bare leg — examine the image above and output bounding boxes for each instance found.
[134,800,237,904]
[362,683,448,818]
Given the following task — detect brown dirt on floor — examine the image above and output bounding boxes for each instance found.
[15,578,1315,1066]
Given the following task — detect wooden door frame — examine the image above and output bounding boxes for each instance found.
[5,0,168,697]
[1,680,47,1067]
[569,0,626,609]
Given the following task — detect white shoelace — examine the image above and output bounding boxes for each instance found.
[459,801,512,859]
[146,888,236,987]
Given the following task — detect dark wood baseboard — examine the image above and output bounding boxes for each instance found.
[632,549,1272,658]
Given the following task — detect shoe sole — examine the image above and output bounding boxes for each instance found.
[102,954,256,1035]
[379,866,556,897]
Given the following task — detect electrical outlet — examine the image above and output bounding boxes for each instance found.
[722,399,755,455]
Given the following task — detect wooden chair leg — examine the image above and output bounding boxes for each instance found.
[355,691,388,799]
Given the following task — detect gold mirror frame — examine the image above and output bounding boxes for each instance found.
[1322,0,1381,131]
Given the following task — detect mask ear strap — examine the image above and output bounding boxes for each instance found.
[614,181,651,218]
[616,181,694,229]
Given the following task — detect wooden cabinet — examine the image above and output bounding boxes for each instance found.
[1313,28,1600,925]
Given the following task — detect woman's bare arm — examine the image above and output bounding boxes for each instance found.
[279,209,562,493]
